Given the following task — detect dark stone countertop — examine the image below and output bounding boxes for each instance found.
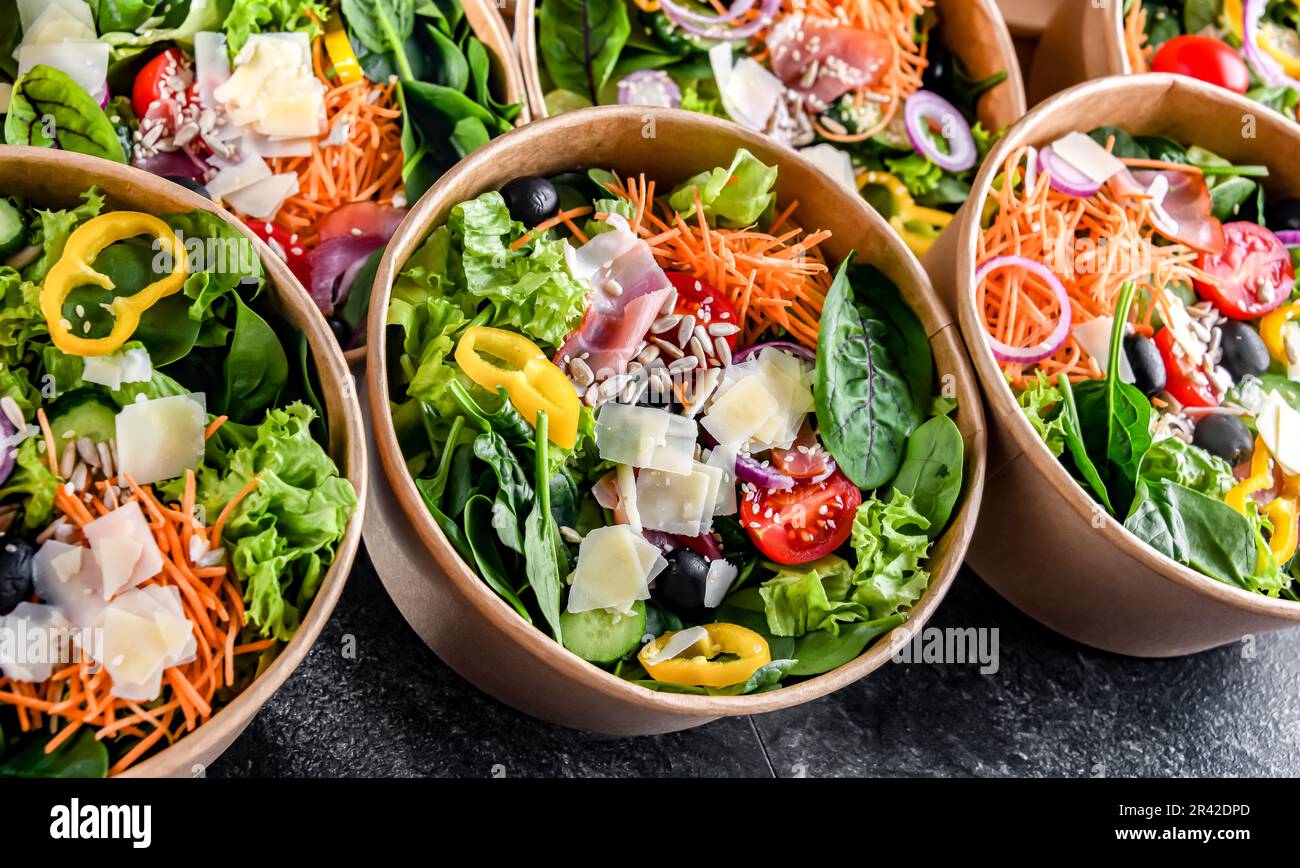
[209,548,1300,778]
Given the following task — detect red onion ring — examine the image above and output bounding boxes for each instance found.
[617,70,681,108]
[1243,0,1300,92]
[0,412,15,487]
[658,0,757,27]
[974,256,1073,364]
[1037,145,1101,198]
[903,90,977,173]
[659,0,780,41]
[735,452,795,490]
[731,340,815,365]
[1275,229,1300,248]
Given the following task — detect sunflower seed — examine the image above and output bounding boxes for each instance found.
[637,344,661,365]
[693,324,712,350]
[652,337,685,359]
[707,322,740,337]
[60,442,77,479]
[714,337,733,366]
[70,463,88,493]
[688,336,709,363]
[651,314,681,335]
[76,437,99,468]
[560,526,584,544]
[676,314,696,347]
[97,442,114,479]
[668,356,698,373]
[569,357,595,388]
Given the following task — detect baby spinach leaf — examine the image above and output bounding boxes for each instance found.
[341,0,416,79]
[705,659,799,695]
[464,493,533,620]
[849,264,933,414]
[0,729,107,778]
[538,0,631,105]
[473,429,533,553]
[890,413,964,538]
[1057,374,1114,514]
[5,66,127,163]
[523,411,566,642]
[786,613,907,677]
[221,294,289,422]
[814,259,918,490]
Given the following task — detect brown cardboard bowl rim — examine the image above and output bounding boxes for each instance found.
[514,0,1026,128]
[342,0,528,369]
[0,145,368,776]
[951,74,1300,623]
[366,105,986,717]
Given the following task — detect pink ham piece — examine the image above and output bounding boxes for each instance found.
[557,215,674,378]
[766,13,890,111]
[1108,168,1225,254]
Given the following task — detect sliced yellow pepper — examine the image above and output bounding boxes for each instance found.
[1260,301,1299,367]
[857,170,953,257]
[1226,435,1274,516]
[324,26,364,85]
[1224,0,1244,38]
[1258,21,1300,78]
[454,326,579,449]
[41,212,188,357]
[638,623,771,688]
[632,0,660,10]
[1227,435,1300,567]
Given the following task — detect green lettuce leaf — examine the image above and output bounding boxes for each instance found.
[225,0,331,56]
[849,490,933,619]
[1016,370,1066,457]
[758,555,868,638]
[0,439,58,532]
[1137,437,1236,500]
[24,188,106,284]
[667,148,778,229]
[0,267,46,368]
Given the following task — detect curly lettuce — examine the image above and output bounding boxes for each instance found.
[668,148,778,229]
[849,490,933,619]
[0,438,58,532]
[758,556,867,638]
[0,268,45,368]
[225,0,330,55]
[1016,370,1067,458]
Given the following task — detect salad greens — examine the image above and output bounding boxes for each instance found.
[389,148,966,694]
[0,186,356,776]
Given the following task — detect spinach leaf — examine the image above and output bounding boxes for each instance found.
[473,430,533,553]
[522,411,567,641]
[814,259,918,490]
[221,294,289,422]
[464,493,533,620]
[6,66,127,163]
[850,264,933,414]
[1088,126,1150,160]
[538,0,631,105]
[0,729,108,778]
[1057,374,1115,514]
[94,0,161,32]
[786,613,907,677]
[890,413,964,538]
[1183,0,1220,34]
[341,0,416,79]
[705,659,799,695]
[0,0,21,80]
[339,245,385,335]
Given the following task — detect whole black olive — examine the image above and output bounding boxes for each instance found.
[327,316,351,345]
[654,549,711,613]
[1124,334,1166,397]
[1192,414,1255,466]
[0,538,35,613]
[921,50,949,93]
[163,175,212,200]
[1218,321,1271,383]
[1266,197,1300,232]
[499,176,559,227]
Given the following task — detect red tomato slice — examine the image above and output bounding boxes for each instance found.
[1194,221,1294,320]
[1151,35,1250,94]
[1154,328,1219,409]
[244,219,313,288]
[740,468,861,565]
[769,423,833,481]
[132,47,191,122]
[316,202,408,242]
[666,272,740,350]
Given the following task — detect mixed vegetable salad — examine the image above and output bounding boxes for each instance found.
[0,0,520,353]
[1125,0,1300,120]
[976,127,1299,597]
[387,148,965,693]
[530,0,1006,255]
[0,189,356,776]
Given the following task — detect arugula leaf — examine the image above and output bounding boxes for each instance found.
[5,66,126,163]
[538,0,631,105]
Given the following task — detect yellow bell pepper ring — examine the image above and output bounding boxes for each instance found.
[1226,435,1273,516]
[856,170,953,256]
[41,211,189,357]
[1263,477,1300,566]
[638,623,771,688]
[454,326,580,449]
[324,27,364,85]
[1260,301,1299,367]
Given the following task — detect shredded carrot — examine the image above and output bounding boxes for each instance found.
[204,415,229,440]
[1120,158,1204,175]
[509,206,595,251]
[211,475,260,548]
[36,408,59,477]
[1124,0,1151,73]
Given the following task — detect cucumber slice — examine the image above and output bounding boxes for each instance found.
[48,392,118,453]
[0,199,26,261]
[560,600,647,664]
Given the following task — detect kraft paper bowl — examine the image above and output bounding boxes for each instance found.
[1027,0,1132,105]
[365,106,987,734]
[343,0,529,367]
[0,146,367,776]
[514,0,1026,130]
[925,74,1300,657]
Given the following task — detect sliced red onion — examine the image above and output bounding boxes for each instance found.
[1037,145,1102,198]
[1243,0,1300,92]
[307,234,385,311]
[1275,229,1300,248]
[617,70,681,108]
[903,90,977,173]
[659,0,780,41]
[0,412,14,487]
[974,256,1073,364]
[732,340,815,364]
[658,0,757,27]
[671,532,724,560]
[133,150,209,183]
[735,452,795,490]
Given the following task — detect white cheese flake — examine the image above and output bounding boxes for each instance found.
[115,393,206,485]
[566,526,665,614]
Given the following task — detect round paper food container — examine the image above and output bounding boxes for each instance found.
[365,105,987,735]
[929,74,1300,658]
[0,146,367,776]
[342,0,529,368]
[1027,0,1129,105]
[514,0,1026,130]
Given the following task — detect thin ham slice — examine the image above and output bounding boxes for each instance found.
[1109,168,1226,255]
[557,216,674,377]
[766,13,890,111]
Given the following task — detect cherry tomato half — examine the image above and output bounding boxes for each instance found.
[1151,35,1250,95]
[132,47,191,121]
[769,423,834,481]
[666,272,740,350]
[1154,327,1219,409]
[740,467,861,565]
[1195,221,1295,320]
[244,219,313,288]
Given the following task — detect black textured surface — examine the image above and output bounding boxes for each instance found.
[208,548,1300,778]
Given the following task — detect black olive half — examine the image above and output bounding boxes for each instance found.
[163,175,212,200]
[327,316,351,345]
[1218,321,1271,383]
[1192,414,1255,466]
[1266,197,1300,232]
[654,549,711,613]
[0,538,35,613]
[1124,334,1166,397]
[500,176,560,227]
